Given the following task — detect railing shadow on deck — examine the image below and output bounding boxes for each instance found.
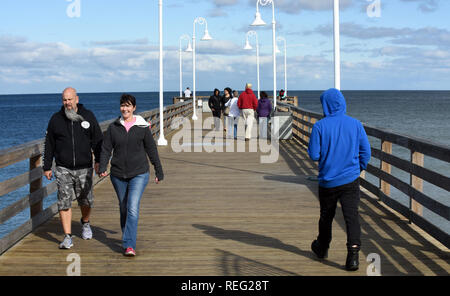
[31,217,123,254]
[193,224,342,271]
[215,249,299,276]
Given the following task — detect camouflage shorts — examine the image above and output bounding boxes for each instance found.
[54,166,94,211]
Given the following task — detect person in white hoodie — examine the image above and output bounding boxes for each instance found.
[225,90,241,139]
[99,94,164,257]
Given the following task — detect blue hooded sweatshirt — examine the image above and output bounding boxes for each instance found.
[307,88,371,188]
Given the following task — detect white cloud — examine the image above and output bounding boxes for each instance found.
[214,0,239,7]
[306,22,450,49]
[247,0,353,14]
[400,0,440,12]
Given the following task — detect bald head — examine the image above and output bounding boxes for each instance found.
[62,87,79,111]
[63,87,77,98]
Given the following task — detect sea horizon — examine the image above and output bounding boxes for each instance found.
[2,89,450,96]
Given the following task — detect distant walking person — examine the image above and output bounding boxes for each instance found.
[256,91,272,139]
[208,88,222,131]
[307,88,371,271]
[237,83,258,141]
[43,87,103,249]
[225,90,240,139]
[99,94,164,256]
[184,87,192,98]
[278,89,286,101]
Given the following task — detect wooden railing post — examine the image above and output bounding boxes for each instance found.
[291,110,295,138]
[29,155,42,217]
[380,140,392,198]
[304,115,310,143]
[310,117,317,144]
[410,151,424,219]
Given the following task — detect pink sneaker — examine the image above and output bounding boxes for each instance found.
[124,247,136,256]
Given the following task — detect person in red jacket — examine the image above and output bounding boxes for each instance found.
[237,83,258,140]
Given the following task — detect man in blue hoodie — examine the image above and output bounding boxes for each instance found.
[307,88,371,271]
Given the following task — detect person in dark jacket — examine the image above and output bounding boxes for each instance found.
[99,94,163,256]
[256,91,272,139]
[43,87,103,249]
[208,88,222,131]
[307,88,371,271]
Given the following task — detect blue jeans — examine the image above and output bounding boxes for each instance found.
[110,172,149,249]
[227,116,238,139]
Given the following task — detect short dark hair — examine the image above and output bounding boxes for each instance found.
[260,91,268,98]
[120,93,136,107]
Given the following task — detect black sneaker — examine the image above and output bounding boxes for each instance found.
[311,240,328,259]
[345,246,360,271]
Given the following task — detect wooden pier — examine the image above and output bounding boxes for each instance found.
[0,100,448,276]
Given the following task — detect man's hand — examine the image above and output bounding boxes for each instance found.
[44,170,52,180]
[99,172,108,177]
[155,177,160,184]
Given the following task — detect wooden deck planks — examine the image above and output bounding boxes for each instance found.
[0,114,448,276]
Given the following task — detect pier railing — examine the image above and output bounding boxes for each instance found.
[172,96,209,105]
[277,101,450,248]
[0,100,193,254]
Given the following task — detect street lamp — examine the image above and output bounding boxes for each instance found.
[276,36,287,97]
[192,17,213,120]
[179,34,192,98]
[157,0,167,145]
[244,30,260,100]
[251,0,277,109]
[334,0,341,90]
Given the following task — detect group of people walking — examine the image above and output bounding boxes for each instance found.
[208,83,273,140]
[43,86,370,271]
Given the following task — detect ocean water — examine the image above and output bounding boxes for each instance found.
[0,90,449,239]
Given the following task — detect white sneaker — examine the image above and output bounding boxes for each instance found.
[59,234,73,249]
[81,219,93,240]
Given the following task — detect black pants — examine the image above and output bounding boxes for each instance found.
[317,178,361,248]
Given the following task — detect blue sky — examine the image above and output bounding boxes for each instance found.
[0,0,449,94]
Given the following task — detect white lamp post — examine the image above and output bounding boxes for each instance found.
[276,36,287,97]
[244,30,260,100]
[179,34,192,98]
[334,0,341,90]
[157,0,167,145]
[192,17,212,120]
[251,0,276,109]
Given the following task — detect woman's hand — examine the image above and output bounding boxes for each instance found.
[44,170,52,180]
